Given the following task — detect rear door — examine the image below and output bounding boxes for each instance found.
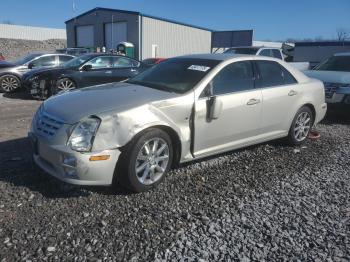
[107,57,142,82]
[255,60,300,134]
[193,60,262,157]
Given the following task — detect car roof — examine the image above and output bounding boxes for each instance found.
[227,46,260,49]
[175,53,259,61]
[334,52,350,56]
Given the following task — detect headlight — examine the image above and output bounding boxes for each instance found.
[31,104,43,131]
[29,76,39,82]
[67,117,101,152]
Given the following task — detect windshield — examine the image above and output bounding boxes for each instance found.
[315,56,350,72]
[127,58,220,93]
[61,54,93,68]
[224,48,259,55]
[13,54,41,65]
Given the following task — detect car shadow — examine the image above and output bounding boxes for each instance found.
[321,111,350,125]
[0,137,132,199]
[3,91,34,100]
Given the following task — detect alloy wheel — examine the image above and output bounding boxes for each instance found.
[294,112,311,142]
[57,79,76,92]
[1,76,19,92]
[135,138,170,185]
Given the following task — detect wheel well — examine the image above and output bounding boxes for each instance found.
[0,74,21,81]
[303,103,316,122]
[138,125,182,167]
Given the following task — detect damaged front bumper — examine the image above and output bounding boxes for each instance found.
[29,132,121,186]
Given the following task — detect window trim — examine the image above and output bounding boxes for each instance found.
[82,55,140,70]
[199,60,257,98]
[254,60,298,89]
[29,54,58,67]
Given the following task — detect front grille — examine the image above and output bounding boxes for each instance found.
[324,86,337,98]
[36,112,64,138]
[324,82,340,99]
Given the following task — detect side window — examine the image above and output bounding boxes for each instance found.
[85,56,113,69]
[58,55,74,65]
[31,55,56,67]
[272,49,283,60]
[256,60,297,88]
[281,66,298,85]
[259,49,272,57]
[111,57,140,68]
[210,61,254,96]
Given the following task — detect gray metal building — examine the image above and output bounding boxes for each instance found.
[294,41,350,67]
[65,7,213,60]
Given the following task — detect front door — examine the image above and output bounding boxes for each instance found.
[79,56,116,87]
[193,61,262,157]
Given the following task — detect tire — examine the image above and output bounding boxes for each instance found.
[117,128,173,192]
[287,106,314,146]
[0,74,21,93]
[53,78,76,95]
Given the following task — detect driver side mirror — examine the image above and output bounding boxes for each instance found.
[81,64,92,71]
[205,82,223,122]
[28,62,35,69]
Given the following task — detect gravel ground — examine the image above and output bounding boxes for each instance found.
[0,92,349,261]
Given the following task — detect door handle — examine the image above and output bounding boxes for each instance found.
[288,90,298,96]
[247,98,261,106]
[105,71,112,74]
[130,68,137,72]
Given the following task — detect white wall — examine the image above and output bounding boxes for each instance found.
[141,17,212,60]
[0,24,66,41]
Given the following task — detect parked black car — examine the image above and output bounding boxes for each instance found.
[23,53,150,100]
[0,53,75,93]
[56,48,90,56]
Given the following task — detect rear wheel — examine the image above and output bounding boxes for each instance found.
[0,75,20,93]
[117,128,173,192]
[287,106,314,145]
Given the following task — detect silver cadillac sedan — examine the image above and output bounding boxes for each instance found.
[29,54,327,192]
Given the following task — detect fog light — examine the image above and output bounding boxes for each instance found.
[344,95,350,104]
[63,167,76,177]
[62,155,77,167]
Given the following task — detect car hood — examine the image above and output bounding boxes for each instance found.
[304,70,350,84]
[42,82,179,124]
[0,61,15,68]
[23,66,69,79]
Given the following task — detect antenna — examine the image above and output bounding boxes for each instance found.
[72,0,77,14]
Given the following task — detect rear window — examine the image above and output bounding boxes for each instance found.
[256,60,297,88]
[224,48,258,55]
[315,56,350,72]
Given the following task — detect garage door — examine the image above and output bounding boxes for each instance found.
[76,25,94,47]
[104,22,127,49]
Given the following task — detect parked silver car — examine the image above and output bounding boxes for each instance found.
[304,52,350,111]
[29,54,327,192]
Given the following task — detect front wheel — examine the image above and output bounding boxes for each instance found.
[287,106,314,145]
[0,75,21,93]
[53,78,76,95]
[117,128,173,192]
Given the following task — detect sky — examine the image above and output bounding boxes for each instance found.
[1,0,349,41]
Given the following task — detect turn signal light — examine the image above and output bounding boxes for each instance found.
[89,155,110,161]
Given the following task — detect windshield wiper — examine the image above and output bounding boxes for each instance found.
[126,80,176,93]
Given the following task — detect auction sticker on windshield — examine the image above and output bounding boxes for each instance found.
[188,65,211,72]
